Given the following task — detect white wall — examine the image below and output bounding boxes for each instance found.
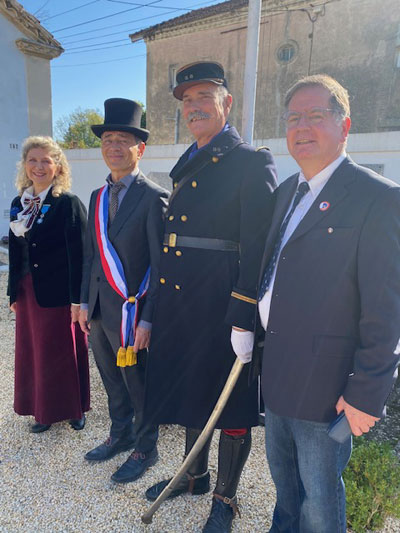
[256,131,400,185]
[66,132,400,210]
[0,15,30,238]
[66,143,192,208]
[0,15,54,239]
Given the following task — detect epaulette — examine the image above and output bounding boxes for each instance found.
[256,145,270,152]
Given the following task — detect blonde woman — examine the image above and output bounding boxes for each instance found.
[8,136,90,433]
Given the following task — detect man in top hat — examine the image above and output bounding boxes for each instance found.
[79,98,168,483]
[144,62,277,532]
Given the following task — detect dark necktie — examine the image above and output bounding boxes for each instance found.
[258,181,310,301]
[109,181,125,223]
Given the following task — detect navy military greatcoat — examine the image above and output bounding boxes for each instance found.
[145,126,277,429]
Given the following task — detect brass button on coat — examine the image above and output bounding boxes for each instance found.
[181,215,188,222]
[168,215,174,221]
[163,247,169,253]
[212,156,219,163]
[192,181,197,188]
[175,284,181,290]
[160,277,166,284]
[175,250,182,257]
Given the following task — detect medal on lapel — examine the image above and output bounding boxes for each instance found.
[37,204,50,224]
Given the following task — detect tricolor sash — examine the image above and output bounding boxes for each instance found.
[95,185,150,367]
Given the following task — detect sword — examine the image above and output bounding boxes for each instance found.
[141,358,244,525]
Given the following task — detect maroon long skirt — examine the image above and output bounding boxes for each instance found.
[14,274,90,425]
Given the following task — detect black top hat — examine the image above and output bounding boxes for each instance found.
[173,61,228,100]
[91,98,149,142]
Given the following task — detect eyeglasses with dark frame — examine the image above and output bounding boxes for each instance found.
[282,107,339,129]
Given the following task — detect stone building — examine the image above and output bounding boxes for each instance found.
[0,0,63,238]
[130,0,400,146]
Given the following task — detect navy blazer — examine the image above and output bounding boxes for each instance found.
[255,157,400,422]
[8,190,87,307]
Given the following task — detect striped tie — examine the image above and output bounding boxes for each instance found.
[258,181,310,301]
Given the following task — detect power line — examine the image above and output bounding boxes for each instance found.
[58,0,219,42]
[61,10,180,42]
[40,1,101,22]
[62,28,143,46]
[66,38,129,51]
[51,0,163,32]
[33,0,50,17]
[52,53,146,68]
[64,43,133,55]
[106,0,192,9]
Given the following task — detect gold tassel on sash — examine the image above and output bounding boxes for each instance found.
[117,346,127,367]
[126,346,137,366]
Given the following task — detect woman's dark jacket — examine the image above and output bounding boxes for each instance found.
[8,189,87,307]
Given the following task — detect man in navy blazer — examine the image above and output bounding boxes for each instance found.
[254,75,400,532]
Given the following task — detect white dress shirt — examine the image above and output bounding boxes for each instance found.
[258,153,346,330]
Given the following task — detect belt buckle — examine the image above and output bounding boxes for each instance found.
[169,233,177,247]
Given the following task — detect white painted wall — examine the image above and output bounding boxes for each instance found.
[0,15,54,239]
[66,132,400,210]
[0,15,29,238]
[256,131,400,185]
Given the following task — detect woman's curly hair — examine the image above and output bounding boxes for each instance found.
[16,136,71,197]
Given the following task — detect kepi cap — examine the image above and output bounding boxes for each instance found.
[173,61,228,100]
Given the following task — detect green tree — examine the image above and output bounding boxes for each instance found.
[55,108,103,149]
[139,102,146,129]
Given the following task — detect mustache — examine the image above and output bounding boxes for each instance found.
[186,111,211,123]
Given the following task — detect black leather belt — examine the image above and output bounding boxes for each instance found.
[163,233,239,252]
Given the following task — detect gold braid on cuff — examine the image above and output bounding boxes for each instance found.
[231,291,257,305]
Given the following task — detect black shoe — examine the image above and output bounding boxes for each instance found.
[111,447,158,484]
[202,495,239,533]
[84,436,135,462]
[69,414,86,430]
[31,422,51,433]
[145,471,210,501]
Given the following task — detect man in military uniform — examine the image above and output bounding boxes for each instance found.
[144,62,277,532]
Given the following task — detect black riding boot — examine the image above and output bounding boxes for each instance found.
[202,430,252,533]
[145,427,212,501]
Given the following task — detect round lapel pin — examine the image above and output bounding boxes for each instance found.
[319,201,330,211]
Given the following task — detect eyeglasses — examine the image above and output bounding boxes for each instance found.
[282,107,337,129]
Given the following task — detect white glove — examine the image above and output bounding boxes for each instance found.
[231,328,254,364]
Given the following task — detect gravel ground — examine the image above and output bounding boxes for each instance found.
[0,269,398,533]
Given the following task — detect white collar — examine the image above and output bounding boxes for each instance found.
[298,153,346,199]
[10,185,53,237]
[23,184,52,203]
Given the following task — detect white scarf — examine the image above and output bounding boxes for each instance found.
[10,185,52,237]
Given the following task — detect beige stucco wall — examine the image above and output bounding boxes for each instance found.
[145,0,400,145]
[25,54,52,136]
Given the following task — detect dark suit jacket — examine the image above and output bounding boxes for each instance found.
[80,172,169,332]
[254,157,400,422]
[8,190,87,307]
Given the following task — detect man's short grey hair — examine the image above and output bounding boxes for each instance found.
[216,85,230,105]
[285,74,350,119]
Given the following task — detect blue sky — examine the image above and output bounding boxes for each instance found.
[20,0,224,129]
